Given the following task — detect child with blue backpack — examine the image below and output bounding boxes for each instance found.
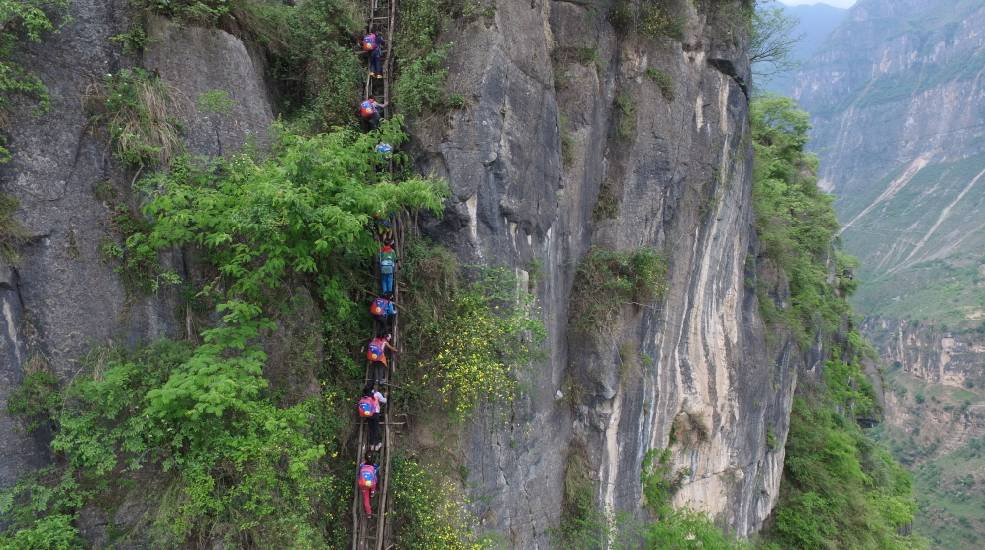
[370,295,397,333]
[378,240,398,295]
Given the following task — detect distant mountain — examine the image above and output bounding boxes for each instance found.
[794,0,985,545]
[757,3,847,95]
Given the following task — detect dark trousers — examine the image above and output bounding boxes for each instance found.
[367,414,381,448]
[371,49,383,74]
[373,361,387,385]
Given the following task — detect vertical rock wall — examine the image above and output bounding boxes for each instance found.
[0,0,274,491]
[409,0,796,545]
[1,1,801,547]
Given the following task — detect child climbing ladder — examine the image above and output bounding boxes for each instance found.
[351,0,399,547]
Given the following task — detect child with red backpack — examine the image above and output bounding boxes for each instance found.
[369,296,397,332]
[357,453,379,518]
[358,31,386,79]
[359,96,387,130]
[367,334,399,384]
[358,383,387,451]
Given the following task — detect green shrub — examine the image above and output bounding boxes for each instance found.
[593,182,620,220]
[569,247,667,334]
[645,67,675,101]
[0,121,447,547]
[639,3,684,40]
[560,113,575,166]
[0,514,83,550]
[401,238,544,418]
[85,68,185,168]
[553,453,636,549]
[196,89,236,114]
[641,448,683,512]
[394,45,451,116]
[100,200,180,295]
[391,456,484,549]
[751,95,847,345]
[766,395,919,549]
[394,0,462,117]
[130,0,232,24]
[6,364,61,433]
[614,91,636,141]
[110,24,149,54]
[608,0,684,41]
[608,0,635,35]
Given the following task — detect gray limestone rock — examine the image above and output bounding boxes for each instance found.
[0,1,273,496]
[408,0,796,546]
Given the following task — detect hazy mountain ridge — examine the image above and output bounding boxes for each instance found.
[795,0,985,326]
[760,2,847,95]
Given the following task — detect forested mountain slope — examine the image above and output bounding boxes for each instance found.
[795,0,985,546]
[795,0,985,326]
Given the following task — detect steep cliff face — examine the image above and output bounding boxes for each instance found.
[1,0,798,547]
[0,0,274,495]
[794,0,985,324]
[863,318,985,545]
[409,0,793,544]
[865,317,985,462]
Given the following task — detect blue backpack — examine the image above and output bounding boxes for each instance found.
[362,33,377,51]
[367,341,384,361]
[358,396,376,417]
[380,256,395,274]
[359,465,377,489]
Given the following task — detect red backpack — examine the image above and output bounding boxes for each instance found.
[359,464,377,490]
[370,298,388,317]
[367,339,385,361]
[357,396,377,417]
[360,100,376,118]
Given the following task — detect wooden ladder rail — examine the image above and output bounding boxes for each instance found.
[352,0,399,547]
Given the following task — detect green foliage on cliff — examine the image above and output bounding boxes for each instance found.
[569,247,667,334]
[0,192,30,262]
[400,237,545,418]
[393,0,468,115]
[640,448,748,550]
[390,456,485,549]
[2,341,352,548]
[752,95,924,549]
[767,376,919,549]
[85,68,184,168]
[1,121,445,547]
[609,0,685,40]
[751,94,851,346]
[0,0,71,162]
[128,0,364,129]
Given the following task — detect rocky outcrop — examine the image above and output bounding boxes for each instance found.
[864,317,985,392]
[0,0,273,490]
[410,0,796,545]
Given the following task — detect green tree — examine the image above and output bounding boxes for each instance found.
[750,0,801,82]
